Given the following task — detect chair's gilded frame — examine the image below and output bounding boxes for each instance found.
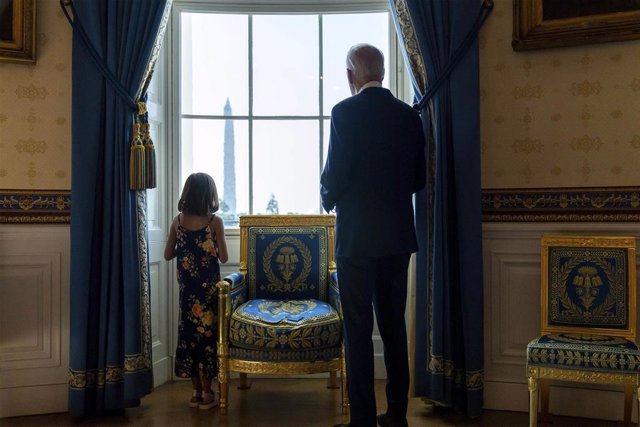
[540,235,637,339]
[528,235,639,427]
[216,215,347,415]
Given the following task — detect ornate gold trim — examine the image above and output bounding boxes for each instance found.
[482,187,640,223]
[135,0,172,100]
[392,0,428,94]
[239,214,336,227]
[0,190,70,224]
[134,191,153,372]
[229,359,341,375]
[528,365,640,386]
[69,366,125,389]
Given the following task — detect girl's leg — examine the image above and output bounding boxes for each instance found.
[201,375,212,394]
[189,376,203,408]
[199,375,219,409]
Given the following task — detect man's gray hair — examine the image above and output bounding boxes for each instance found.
[346,43,385,81]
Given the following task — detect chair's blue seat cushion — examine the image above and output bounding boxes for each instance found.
[229,299,341,351]
[527,333,640,373]
[230,346,342,362]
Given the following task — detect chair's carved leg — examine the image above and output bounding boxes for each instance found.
[636,379,640,425]
[218,355,229,415]
[341,348,349,415]
[238,372,251,390]
[636,384,640,426]
[528,368,539,427]
[624,383,633,427]
[539,379,550,422]
[216,280,231,415]
[328,370,339,389]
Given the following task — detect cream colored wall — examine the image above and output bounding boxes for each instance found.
[0,1,71,190]
[5,0,639,192]
[480,0,640,189]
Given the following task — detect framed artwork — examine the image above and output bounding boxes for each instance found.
[513,0,640,51]
[0,0,36,64]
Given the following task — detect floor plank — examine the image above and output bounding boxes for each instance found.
[0,378,625,426]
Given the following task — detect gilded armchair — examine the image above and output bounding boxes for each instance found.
[527,236,639,426]
[216,215,348,415]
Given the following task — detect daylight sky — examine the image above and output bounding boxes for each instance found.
[180,11,389,217]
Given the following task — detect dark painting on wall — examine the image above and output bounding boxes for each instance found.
[513,0,640,51]
[0,0,35,64]
[0,0,14,42]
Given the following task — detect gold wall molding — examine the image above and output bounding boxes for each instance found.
[482,187,640,222]
[0,190,70,223]
[4,188,639,224]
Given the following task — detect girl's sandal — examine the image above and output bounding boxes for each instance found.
[198,391,219,410]
[188,390,202,408]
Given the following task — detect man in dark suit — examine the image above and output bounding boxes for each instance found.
[321,44,426,427]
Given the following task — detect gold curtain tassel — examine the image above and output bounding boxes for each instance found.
[141,123,157,189]
[137,101,147,116]
[129,123,146,190]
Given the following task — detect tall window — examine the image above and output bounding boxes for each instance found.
[179,8,391,225]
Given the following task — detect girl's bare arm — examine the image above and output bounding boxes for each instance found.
[213,216,229,263]
[163,217,179,261]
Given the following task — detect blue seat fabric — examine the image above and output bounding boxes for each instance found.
[229,299,341,352]
[527,333,640,373]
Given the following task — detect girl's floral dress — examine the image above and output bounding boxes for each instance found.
[174,214,220,379]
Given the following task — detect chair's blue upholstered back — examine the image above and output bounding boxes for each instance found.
[247,225,329,301]
[547,245,630,331]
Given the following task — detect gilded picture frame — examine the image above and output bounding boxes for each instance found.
[540,235,637,340]
[0,0,36,64]
[513,0,640,51]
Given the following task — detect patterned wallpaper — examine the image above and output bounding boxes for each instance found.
[480,0,640,189]
[0,1,71,190]
[2,0,639,193]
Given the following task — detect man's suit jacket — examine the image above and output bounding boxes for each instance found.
[320,86,426,258]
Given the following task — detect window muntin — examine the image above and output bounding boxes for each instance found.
[179,8,391,226]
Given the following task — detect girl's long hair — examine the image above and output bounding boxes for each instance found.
[178,172,219,215]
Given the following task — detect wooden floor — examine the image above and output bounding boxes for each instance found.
[0,378,626,426]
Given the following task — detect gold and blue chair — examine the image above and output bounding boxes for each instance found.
[527,236,639,426]
[216,215,347,414]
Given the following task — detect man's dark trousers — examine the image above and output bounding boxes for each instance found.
[337,253,411,427]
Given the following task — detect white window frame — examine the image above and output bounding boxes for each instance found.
[164,0,411,228]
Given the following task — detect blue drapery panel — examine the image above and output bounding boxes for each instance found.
[390,0,491,417]
[67,0,170,417]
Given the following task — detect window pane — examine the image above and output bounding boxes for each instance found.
[181,13,249,116]
[253,15,319,116]
[181,119,249,226]
[253,120,320,214]
[322,13,389,113]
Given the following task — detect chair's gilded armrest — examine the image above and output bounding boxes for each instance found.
[328,271,341,316]
[226,272,247,312]
[217,272,247,312]
[216,272,247,351]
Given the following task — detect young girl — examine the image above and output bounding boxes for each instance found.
[164,172,228,409]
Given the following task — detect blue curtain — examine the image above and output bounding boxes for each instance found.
[390,0,490,418]
[67,0,171,417]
